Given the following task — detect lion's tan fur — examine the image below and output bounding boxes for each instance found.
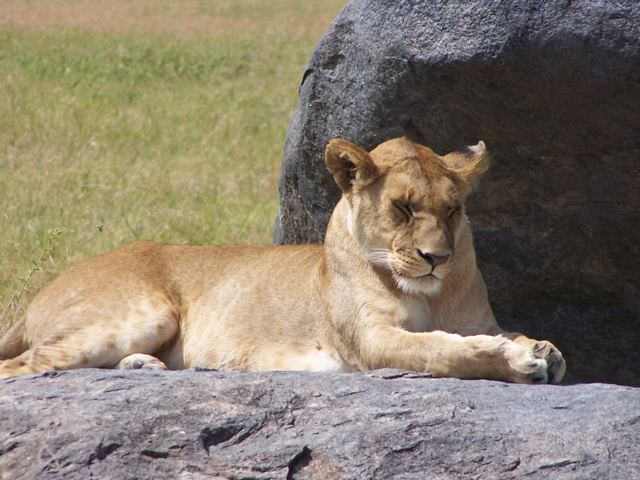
[0,137,565,383]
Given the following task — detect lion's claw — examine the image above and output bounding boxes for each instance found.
[504,339,566,384]
[532,341,565,384]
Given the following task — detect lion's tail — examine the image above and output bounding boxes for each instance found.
[0,317,28,360]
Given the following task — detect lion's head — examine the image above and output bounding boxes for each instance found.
[325,137,489,296]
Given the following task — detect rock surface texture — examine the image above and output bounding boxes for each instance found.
[1,369,639,479]
[274,0,640,385]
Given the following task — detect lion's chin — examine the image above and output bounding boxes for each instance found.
[395,273,443,296]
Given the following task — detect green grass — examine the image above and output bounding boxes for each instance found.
[0,0,345,331]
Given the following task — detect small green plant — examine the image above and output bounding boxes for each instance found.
[0,228,63,336]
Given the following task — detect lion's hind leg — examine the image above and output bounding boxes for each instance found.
[0,341,94,378]
[0,310,179,379]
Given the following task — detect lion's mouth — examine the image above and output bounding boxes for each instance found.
[417,272,436,278]
[393,269,443,296]
[393,269,437,280]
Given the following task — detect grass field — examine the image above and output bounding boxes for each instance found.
[0,0,346,332]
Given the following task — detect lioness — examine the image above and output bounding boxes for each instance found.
[0,137,565,383]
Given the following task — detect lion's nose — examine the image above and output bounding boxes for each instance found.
[417,251,450,268]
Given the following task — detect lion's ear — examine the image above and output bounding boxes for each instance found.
[325,139,378,193]
[442,141,490,193]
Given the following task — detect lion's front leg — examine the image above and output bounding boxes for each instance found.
[361,326,564,384]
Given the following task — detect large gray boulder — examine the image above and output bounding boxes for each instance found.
[1,369,639,479]
[274,0,640,385]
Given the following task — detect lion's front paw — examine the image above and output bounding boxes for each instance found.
[504,340,566,384]
[532,340,566,384]
[115,354,168,371]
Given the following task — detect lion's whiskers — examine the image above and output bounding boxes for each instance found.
[366,249,392,269]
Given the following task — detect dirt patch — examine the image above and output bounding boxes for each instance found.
[0,0,342,38]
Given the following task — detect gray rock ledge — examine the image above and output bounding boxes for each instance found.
[1,369,639,479]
